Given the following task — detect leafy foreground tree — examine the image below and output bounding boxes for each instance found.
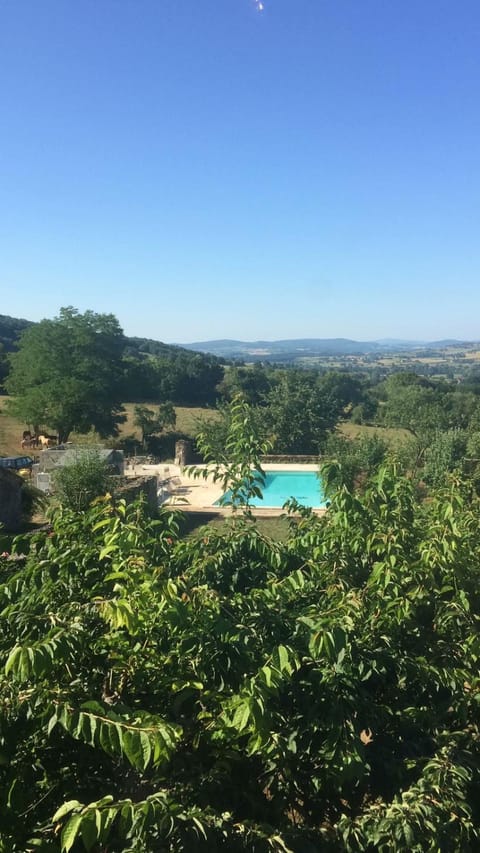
[1,468,480,851]
[191,394,272,515]
[6,307,126,443]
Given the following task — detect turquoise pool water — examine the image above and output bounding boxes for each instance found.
[216,470,326,508]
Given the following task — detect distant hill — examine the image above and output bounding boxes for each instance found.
[180,337,476,361]
[181,338,384,359]
[429,339,468,348]
[0,314,216,362]
[1,314,474,366]
[123,335,212,360]
[374,338,468,349]
[0,315,34,352]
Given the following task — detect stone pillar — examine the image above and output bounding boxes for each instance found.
[175,440,192,467]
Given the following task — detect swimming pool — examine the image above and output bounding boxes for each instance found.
[216,470,326,509]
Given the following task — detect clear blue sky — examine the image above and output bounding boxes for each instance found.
[1,0,479,343]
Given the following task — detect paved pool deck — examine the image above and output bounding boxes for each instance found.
[125,461,326,516]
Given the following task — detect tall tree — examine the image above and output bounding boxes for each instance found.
[381,373,448,438]
[263,371,343,454]
[217,364,273,405]
[0,343,9,391]
[133,402,176,449]
[192,394,272,514]
[6,307,126,443]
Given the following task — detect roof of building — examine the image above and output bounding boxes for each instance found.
[38,446,124,471]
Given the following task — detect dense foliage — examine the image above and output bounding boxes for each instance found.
[190,395,272,514]
[0,312,224,408]
[6,309,126,443]
[0,314,33,354]
[0,315,33,391]
[1,462,480,851]
[121,353,224,407]
[53,449,115,512]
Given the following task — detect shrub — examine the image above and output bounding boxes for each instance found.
[323,431,389,490]
[53,449,114,511]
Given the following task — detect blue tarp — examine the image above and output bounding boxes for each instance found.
[0,456,34,470]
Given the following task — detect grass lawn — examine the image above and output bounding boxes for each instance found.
[118,403,219,444]
[1,397,408,461]
[0,398,220,458]
[337,421,411,445]
[0,397,24,457]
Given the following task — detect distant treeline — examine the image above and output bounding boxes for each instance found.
[0,314,226,406]
[0,314,33,352]
[121,351,225,406]
[3,312,480,428]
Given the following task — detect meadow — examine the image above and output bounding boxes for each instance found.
[0,397,409,460]
[0,399,219,458]
[338,421,410,444]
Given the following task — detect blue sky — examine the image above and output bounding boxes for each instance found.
[1,0,479,342]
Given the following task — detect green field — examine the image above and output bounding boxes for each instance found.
[0,397,24,457]
[0,398,220,458]
[0,397,411,460]
[118,403,219,450]
[337,421,411,444]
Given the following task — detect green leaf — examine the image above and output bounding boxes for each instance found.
[277,645,289,672]
[80,811,98,852]
[191,816,208,840]
[61,812,83,852]
[80,700,105,715]
[232,702,251,732]
[262,665,273,687]
[47,713,59,736]
[99,544,118,560]
[122,729,141,769]
[139,730,152,769]
[92,517,115,530]
[5,644,22,676]
[52,800,83,823]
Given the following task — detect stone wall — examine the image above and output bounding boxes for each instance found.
[0,469,23,532]
[261,455,320,464]
[114,475,158,514]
